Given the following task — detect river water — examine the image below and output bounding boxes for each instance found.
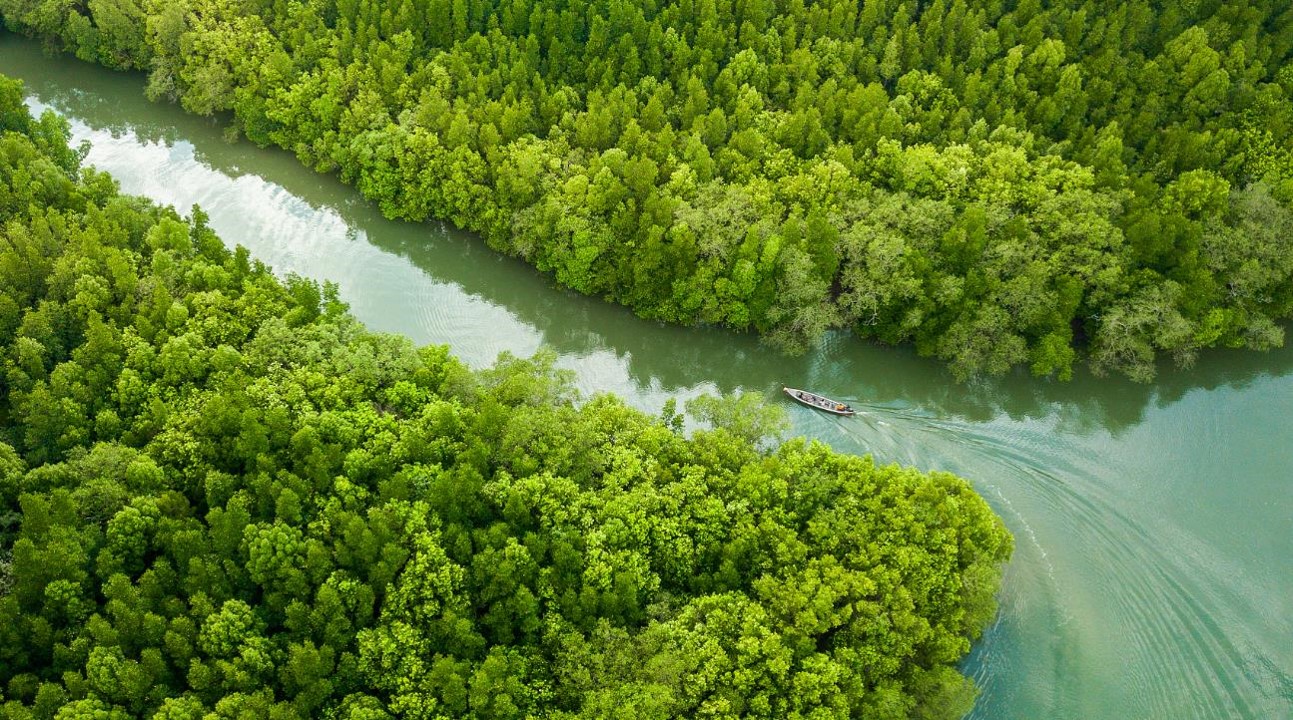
[4,35,1291,719]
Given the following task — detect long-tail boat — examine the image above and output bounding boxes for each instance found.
[783,387,855,416]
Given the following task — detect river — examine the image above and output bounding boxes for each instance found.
[3,34,1291,719]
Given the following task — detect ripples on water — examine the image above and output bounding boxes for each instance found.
[817,397,1291,718]
[4,35,1292,719]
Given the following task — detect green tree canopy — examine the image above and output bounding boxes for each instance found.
[6,0,1290,379]
[0,86,1011,719]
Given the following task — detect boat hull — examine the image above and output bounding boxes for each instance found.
[783,387,855,415]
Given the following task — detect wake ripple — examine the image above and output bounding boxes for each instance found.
[804,400,1270,718]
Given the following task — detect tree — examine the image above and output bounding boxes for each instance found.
[685,391,789,447]
[1,50,1014,720]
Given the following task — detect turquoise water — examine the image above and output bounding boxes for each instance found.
[4,35,1291,719]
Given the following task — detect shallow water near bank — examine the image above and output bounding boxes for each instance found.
[4,34,1292,719]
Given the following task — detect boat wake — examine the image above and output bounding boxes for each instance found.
[794,401,1284,719]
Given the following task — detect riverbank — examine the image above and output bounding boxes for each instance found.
[3,35,1291,718]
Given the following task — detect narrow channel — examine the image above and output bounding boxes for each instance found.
[4,34,1291,719]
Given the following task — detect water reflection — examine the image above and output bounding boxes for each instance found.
[6,33,1293,719]
[8,33,1292,437]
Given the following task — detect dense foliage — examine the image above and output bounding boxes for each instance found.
[0,83,1011,719]
[4,0,1293,379]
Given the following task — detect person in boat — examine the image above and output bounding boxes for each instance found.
[835,404,846,411]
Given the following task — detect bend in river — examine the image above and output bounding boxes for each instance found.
[3,34,1292,720]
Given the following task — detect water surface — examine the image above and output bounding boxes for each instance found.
[4,35,1291,719]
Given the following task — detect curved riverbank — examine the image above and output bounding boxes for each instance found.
[3,35,1291,718]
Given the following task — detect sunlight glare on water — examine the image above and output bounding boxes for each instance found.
[3,35,1291,719]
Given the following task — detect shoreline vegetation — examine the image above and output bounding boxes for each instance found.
[0,79,1011,719]
[2,0,1291,381]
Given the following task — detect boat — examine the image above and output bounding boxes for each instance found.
[783,387,855,416]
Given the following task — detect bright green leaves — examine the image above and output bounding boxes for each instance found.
[13,0,1291,378]
[198,600,261,659]
[685,391,790,447]
[383,530,468,629]
[0,80,1011,720]
[104,499,160,575]
[1029,331,1077,381]
[243,521,312,610]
